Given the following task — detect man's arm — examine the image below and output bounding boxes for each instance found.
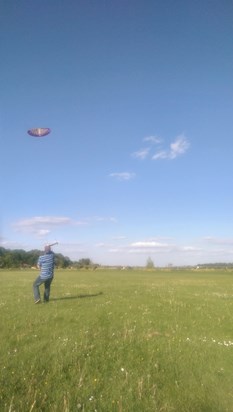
[37,256,42,269]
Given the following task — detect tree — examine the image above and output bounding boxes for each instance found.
[72,258,94,269]
[146,257,154,269]
[0,247,72,268]
[55,253,72,268]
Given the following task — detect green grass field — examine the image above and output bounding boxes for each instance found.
[1,268,233,411]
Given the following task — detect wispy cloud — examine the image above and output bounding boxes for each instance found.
[131,148,150,160]
[13,216,71,228]
[0,239,28,249]
[131,135,161,160]
[181,246,202,252]
[104,237,205,259]
[112,235,127,240]
[12,216,82,238]
[203,236,233,245]
[94,216,117,223]
[130,241,170,248]
[143,136,162,144]
[131,147,150,160]
[151,150,168,160]
[132,134,190,162]
[170,135,190,158]
[12,214,117,239]
[152,135,190,160]
[36,229,51,237]
[109,172,136,181]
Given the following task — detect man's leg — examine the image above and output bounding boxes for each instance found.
[33,275,43,303]
[44,277,53,302]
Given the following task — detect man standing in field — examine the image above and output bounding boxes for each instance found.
[33,245,55,304]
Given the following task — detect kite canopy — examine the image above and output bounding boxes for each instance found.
[27,128,51,137]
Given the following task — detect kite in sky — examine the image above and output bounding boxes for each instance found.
[27,128,51,137]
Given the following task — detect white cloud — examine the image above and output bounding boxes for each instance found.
[95,216,117,223]
[152,150,168,160]
[131,148,150,160]
[109,248,119,253]
[133,134,190,161]
[37,229,51,237]
[203,236,233,245]
[143,136,162,144]
[170,135,190,159]
[14,216,71,228]
[109,172,136,181]
[152,135,190,160]
[11,214,118,241]
[132,136,161,160]
[182,246,202,252]
[12,216,75,238]
[130,241,170,248]
[95,242,106,248]
[0,239,28,249]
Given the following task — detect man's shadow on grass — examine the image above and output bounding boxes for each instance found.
[51,292,103,301]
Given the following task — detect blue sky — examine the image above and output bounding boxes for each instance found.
[1,0,233,266]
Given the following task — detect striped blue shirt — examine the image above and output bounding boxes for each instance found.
[37,252,55,280]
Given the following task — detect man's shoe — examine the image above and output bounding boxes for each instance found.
[35,299,41,304]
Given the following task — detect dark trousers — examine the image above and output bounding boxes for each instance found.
[33,276,53,302]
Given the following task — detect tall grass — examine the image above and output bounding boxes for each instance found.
[1,269,233,411]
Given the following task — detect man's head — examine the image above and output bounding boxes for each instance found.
[44,245,51,253]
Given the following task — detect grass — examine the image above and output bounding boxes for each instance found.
[1,268,233,411]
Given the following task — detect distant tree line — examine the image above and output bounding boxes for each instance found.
[0,247,96,269]
[197,263,233,268]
